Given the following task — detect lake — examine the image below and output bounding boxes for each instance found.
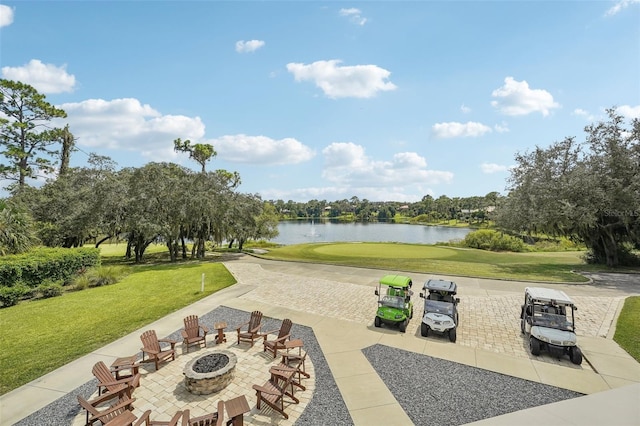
[271,220,471,245]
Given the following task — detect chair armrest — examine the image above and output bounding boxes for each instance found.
[181,330,188,339]
[133,410,151,426]
[95,397,137,420]
[271,365,296,373]
[86,390,125,406]
[141,347,160,355]
[235,321,250,332]
[158,338,178,349]
[200,325,209,333]
[273,334,291,343]
[252,384,281,396]
[249,324,263,334]
[99,376,138,388]
[262,328,279,336]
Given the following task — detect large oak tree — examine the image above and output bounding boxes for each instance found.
[497,109,639,266]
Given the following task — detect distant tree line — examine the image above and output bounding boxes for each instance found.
[269,193,500,224]
[1,79,637,266]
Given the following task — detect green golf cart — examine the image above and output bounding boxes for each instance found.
[374,275,414,332]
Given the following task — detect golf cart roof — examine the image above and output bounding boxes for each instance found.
[423,279,457,293]
[379,275,412,288]
[526,287,573,305]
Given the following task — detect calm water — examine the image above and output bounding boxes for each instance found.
[271,220,471,245]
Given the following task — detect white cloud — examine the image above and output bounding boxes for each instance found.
[321,142,452,188]
[286,60,397,99]
[339,7,367,26]
[432,121,492,138]
[236,143,448,202]
[460,104,471,113]
[605,0,640,16]
[491,77,560,116]
[56,98,205,161]
[480,163,510,174]
[617,104,640,119]
[212,134,315,165]
[494,122,509,133]
[0,4,14,27]
[572,108,596,121]
[1,59,76,94]
[235,40,265,53]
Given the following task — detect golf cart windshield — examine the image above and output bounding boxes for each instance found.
[424,299,454,316]
[381,295,405,309]
[531,310,573,331]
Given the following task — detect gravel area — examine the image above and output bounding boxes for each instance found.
[362,344,584,426]
[14,306,352,426]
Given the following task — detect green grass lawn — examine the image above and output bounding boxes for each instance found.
[0,258,235,395]
[614,296,640,362]
[258,242,603,282]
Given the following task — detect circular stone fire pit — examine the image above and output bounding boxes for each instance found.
[183,350,237,395]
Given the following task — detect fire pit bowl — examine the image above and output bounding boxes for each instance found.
[183,350,237,395]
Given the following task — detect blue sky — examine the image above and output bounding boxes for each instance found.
[1,1,639,202]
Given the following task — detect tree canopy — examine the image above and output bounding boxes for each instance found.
[497,108,639,266]
[0,79,67,191]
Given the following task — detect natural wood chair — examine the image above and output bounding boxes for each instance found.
[252,367,299,419]
[140,330,178,371]
[181,315,209,353]
[262,318,292,358]
[281,341,310,382]
[77,394,135,426]
[133,409,183,425]
[235,310,264,347]
[92,360,140,398]
[182,401,225,426]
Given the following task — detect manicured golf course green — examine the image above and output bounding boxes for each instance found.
[258,242,597,282]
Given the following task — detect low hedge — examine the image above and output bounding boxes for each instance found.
[0,247,101,289]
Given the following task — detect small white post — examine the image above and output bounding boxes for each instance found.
[201,273,205,292]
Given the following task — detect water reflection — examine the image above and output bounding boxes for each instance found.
[271,220,471,245]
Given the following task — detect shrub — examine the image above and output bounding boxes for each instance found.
[71,274,90,291]
[86,266,125,287]
[463,230,525,252]
[0,284,29,308]
[36,280,64,299]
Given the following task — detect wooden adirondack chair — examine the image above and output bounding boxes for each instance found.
[262,318,292,358]
[235,310,264,347]
[77,394,135,426]
[182,401,225,426]
[281,340,310,381]
[181,315,209,353]
[140,330,177,371]
[92,360,140,398]
[252,366,299,419]
[132,409,183,425]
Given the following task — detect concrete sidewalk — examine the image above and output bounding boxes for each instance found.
[1,255,639,425]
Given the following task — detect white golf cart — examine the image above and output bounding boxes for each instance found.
[520,287,583,365]
[419,279,460,342]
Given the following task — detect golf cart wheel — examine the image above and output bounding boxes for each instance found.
[529,336,541,356]
[399,319,407,333]
[520,319,525,334]
[374,316,381,328]
[421,323,429,337]
[448,328,457,343]
[570,346,583,365]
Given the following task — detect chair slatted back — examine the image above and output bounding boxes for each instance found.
[278,319,292,339]
[184,315,200,338]
[248,311,263,332]
[140,330,161,352]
